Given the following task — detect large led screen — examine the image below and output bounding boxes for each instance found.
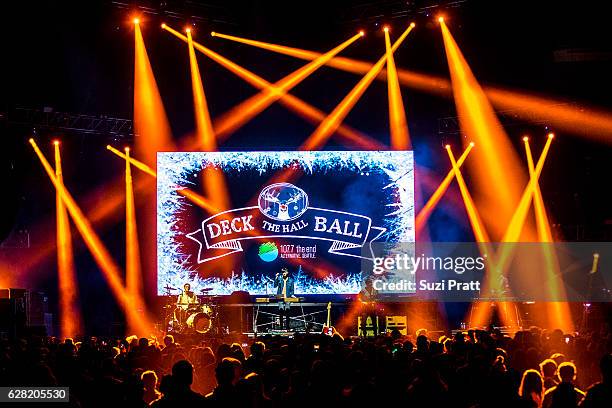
[157,151,414,295]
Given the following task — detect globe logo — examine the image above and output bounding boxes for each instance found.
[258,183,309,222]
[258,242,279,262]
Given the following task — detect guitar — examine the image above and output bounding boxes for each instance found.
[322,302,335,336]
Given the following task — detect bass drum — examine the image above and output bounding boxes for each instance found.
[186,305,213,333]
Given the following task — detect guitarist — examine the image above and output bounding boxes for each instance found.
[359,278,383,336]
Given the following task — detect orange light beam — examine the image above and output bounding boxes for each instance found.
[440,20,533,241]
[384,28,411,150]
[54,142,82,339]
[107,145,221,215]
[213,32,363,140]
[30,139,151,336]
[446,144,503,328]
[524,138,552,242]
[501,134,554,243]
[214,31,612,143]
[445,145,490,243]
[107,145,157,177]
[134,21,174,166]
[524,137,573,332]
[162,25,383,150]
[186,30,233,215]
[187,30,216,151]
[300,24,414,151]
[416,142,474,233]
[211,27,453,100]
[125,148,145,334]
[474,135,553,328]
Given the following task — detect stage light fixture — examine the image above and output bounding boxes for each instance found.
[124,147,130,152]
[53,140,59,145]
[133,18,140,25]
[438,16,444,23]
[470,142,475,147]
[185,27,191,33]
[383,26,389,32]
[410,22,416,28]
[548,132,555,139]
[359,30,365,36]
[211,31,216,36]
[523,136,529,142]
[445,144,450,149]
[161,23,166,29]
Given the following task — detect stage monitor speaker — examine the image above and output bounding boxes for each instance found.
[357,316,379,337]
[386,315,408,335]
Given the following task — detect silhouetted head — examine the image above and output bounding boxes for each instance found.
[216,357,242,386]
[519,369,543,400]
[163,335,174,347]
[251,341,265,357]
[558,362,576,383]
[540,359,558,378]
[172,360,194,388]
[141,370,158,390]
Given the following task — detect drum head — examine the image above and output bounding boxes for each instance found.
[186,312,211,334]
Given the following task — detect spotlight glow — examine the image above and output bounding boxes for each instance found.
[133,18,140,25]
[523,136,529,142]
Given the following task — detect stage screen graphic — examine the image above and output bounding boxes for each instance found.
[157,151,414,296]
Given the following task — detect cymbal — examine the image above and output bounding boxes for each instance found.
[200,288,213,292]
[163,285,177,291]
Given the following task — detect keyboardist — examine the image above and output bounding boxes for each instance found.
[274,267,295,330]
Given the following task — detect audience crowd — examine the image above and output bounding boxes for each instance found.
[1,325,611,407]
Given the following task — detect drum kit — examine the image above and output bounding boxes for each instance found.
[162,286,222,335]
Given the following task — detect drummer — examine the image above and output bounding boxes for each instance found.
[177,283,199,310]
